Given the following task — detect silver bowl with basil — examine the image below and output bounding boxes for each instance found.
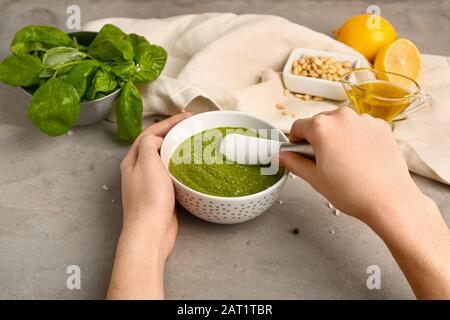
[0,24,167,141]
[21,31,120,126]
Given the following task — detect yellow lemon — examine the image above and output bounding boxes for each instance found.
[374,38,421,85]
[334,14,398,62]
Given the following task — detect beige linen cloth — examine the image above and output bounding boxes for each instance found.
[84,13,450,185]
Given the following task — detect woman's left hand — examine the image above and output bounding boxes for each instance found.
[107,112,191,300]
[120,112,192,259]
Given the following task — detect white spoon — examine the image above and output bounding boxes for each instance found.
[218,133,315,165]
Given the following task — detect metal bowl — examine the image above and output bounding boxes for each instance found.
[21,31,121,126]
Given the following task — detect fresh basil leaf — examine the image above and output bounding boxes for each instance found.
[42,46,87,68]
[115,81,142,141]
[40,63,77,79]
[56,63,78,76]
[39,68,54,78]
[72,37,89,52]
[11,25,73,55]
[23,77,48,94]
[100,63,112,72]
[85,69,118,101]
[63,60,100,99]
[133,42,167,83]
[126,33,149,49]
[28,78,80,136]
[94,92,107,100]
[87,24,133,62]
[0,54,42,87]
[110,61,136,79]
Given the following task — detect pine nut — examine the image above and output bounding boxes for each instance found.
[291,55,353,83]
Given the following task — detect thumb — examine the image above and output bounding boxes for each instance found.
[279,151,317,185]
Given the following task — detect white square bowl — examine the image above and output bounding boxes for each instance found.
[282,48,361,101]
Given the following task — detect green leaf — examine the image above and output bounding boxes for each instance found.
[23,77,47,95]
[94,92,107,100]
[115,81,142,141]
[39,68,54,78]
[63,60,100,99]
[110,61,136,79]
[42,46,87,68]
[126,33,149,49]
[133,42,167,83]
[27,78,80,136]
[11,25,73,55]
[0,54,42,87]
[87,24,134,62]
[85,69,118,101]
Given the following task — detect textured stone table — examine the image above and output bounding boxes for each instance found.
[0,0,448,299]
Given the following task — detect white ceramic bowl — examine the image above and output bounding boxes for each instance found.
[160,111,289,224]
[282,48,361,100]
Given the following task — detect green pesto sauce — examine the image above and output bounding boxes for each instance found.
[169,127,284,197]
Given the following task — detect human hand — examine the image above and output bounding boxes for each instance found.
[279,107,425,226]
[108,112,191,299]
[279,107,450,299]
[120,112,192,259]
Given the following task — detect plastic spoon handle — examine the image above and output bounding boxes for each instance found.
[280,142,315,160]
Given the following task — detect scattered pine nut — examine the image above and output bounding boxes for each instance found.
[291,113,297,118]
[102,185,110,191]
[276,103,285,110]
[281,110,289,116]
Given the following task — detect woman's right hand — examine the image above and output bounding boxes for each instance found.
[279,107,425,225]
[279,107,450,299]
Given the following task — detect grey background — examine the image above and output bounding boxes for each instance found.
[0,0,449,299]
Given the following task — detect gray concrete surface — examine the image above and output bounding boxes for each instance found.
[0,0,449,299]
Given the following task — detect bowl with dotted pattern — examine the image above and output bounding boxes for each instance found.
[160,111,289,224]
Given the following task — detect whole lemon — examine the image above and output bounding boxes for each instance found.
[334,14,398,62]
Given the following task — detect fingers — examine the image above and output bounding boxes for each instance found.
[121,112,192,171]
[279,151,317,184]
[290,107,358,143]
[142,112,192,138]
[135,112,192,163]
[136,134,164,163]
[289,118,313,143]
